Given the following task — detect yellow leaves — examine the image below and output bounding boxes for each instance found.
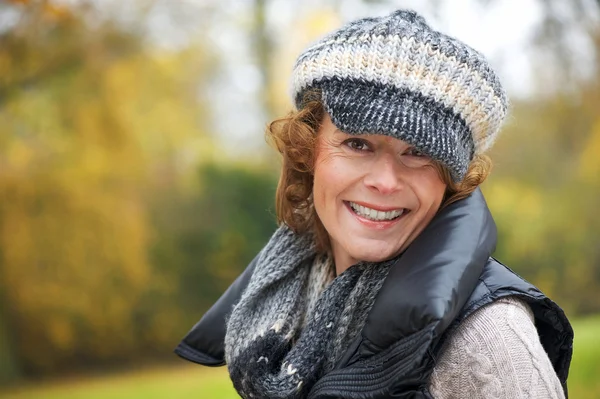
[145,307,185,348]
[484,179,545,258]
[0,168,154,369]
[40,2,74,23]
[48,316,74,351]
[103,56,140,109]
[0,0,230,376]
[0,10,217,373]
[4,0,72,21]
[5,140,35,171]
[534,267,558,300]
[0,197,34,295]
[578,120,600,185]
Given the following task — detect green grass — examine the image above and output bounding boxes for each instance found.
[0,366,237,399]
[568,314,600,399]
[1,315,599,399]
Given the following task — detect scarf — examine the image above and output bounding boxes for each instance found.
[224,226,394,399]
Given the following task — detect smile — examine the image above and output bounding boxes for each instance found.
[347,201,405,221]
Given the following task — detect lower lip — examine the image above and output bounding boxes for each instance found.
[343,201,407,230]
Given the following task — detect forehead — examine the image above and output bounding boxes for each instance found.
[381,135,397,145]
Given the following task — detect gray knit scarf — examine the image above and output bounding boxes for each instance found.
[225,226,394,399]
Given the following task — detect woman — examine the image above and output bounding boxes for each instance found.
[176,9,573,398]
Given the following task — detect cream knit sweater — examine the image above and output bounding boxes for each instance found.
[429,297,565,398]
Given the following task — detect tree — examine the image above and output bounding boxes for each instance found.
[0,0,216,375]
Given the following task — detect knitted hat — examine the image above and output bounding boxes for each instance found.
[291,10,508,181]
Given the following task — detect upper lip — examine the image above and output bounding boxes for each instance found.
[346,200,406,212]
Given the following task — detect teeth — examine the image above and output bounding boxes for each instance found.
[349,202,404,221]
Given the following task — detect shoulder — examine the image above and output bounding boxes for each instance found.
[429,296,565,399]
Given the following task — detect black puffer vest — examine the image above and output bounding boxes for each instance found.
[175,190,573,398]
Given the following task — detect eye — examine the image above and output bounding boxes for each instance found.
[401,146,432,168]
[405,147,426,157]
[343,138,371,152]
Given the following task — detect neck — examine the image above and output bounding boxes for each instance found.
[331,241,358,276]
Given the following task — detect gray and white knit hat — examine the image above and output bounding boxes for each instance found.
[291,9,509,181]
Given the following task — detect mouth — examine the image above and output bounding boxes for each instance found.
[345,201,408,222]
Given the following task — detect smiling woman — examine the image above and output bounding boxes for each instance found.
[314,114,447,273]
[272,106,490,275]
[175,9,573,399]
[268,99,491,263]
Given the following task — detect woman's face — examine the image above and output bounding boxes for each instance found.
[313,114,447,273]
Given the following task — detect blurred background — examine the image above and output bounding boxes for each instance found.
[0,0,598,398]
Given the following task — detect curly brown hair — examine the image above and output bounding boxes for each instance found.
[266,97,492,253]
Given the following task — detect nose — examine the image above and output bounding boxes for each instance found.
[363,152,406,195]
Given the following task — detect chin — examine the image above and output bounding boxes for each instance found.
[349,244,402,264]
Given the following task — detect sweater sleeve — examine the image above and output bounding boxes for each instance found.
[428,297,565,399]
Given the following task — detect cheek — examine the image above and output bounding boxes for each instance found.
[313,149,356,216]
[313,155,339,212]
[415,168,447,210]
